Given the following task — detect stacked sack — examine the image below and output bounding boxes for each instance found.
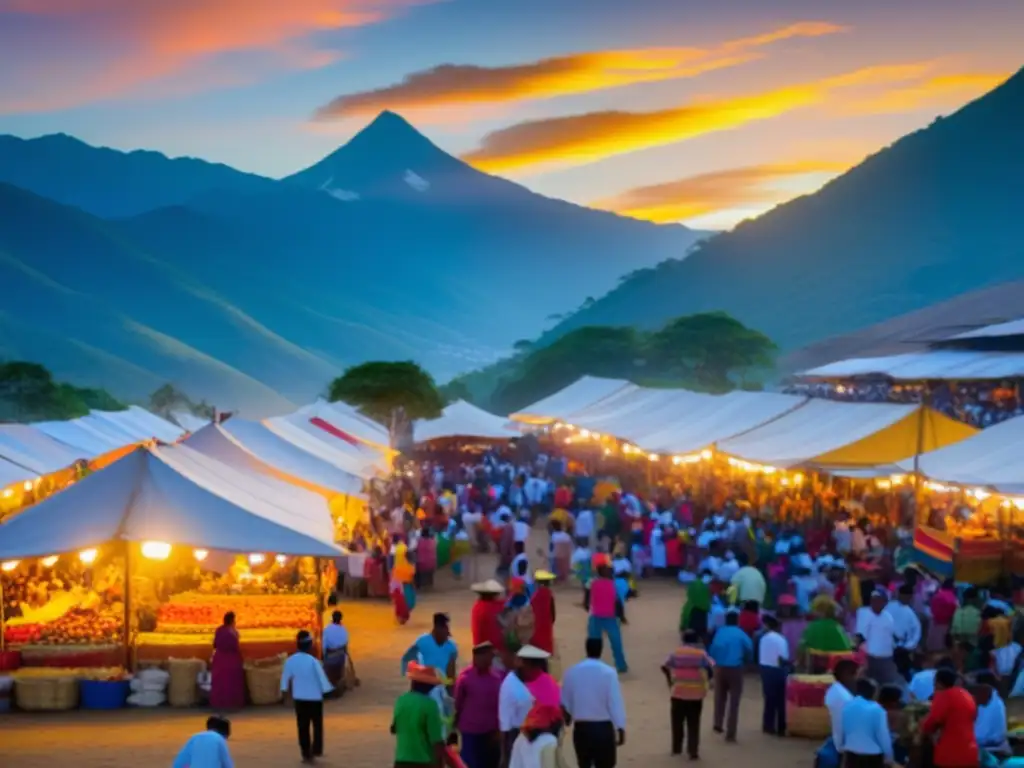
[128,667,170,707]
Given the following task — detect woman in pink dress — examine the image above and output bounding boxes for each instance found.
[928,578,959,653]
[210,612,246,710]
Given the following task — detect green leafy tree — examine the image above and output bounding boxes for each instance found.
[438,379,473,405]
[148,383,213,420]
[0,361,125,421]
[647,311,777,391]
[327,361,444,449]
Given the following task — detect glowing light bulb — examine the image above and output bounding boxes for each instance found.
[23,481,33,492]
[700,449,712,461]
[648,453,659,462]
[78,548,98,565]
[193,549,209,562]
[1,560,18,572]
[40,555,59,568]
[275,554,287,565]
[141,541,171,560]
[248,553,265,566]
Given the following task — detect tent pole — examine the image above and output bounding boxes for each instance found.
[315,557,324,652]
[1,572,6,653]
[912,388,930,525]
[123,542,132,672]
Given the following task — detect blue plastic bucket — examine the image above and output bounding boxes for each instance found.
[80,679,129,710]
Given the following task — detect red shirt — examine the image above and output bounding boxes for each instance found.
[738,610,762,636]
[471,599,506,651]
[554,487,573,509]
[921,686,978,767]
[530,587,555,653]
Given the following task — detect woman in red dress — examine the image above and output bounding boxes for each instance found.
[210,611,246,710]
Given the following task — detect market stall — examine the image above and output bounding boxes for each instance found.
[510,375,636,425]
[0,443,341,711]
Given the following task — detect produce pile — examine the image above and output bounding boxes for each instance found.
[3,607,121,645]
[11,666,125,681]
[156,593,317,633]
[140,628,298,645]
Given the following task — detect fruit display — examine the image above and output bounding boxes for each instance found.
[140,628,298,645]
[34,607,122,645]
[156,594,316,632]
[11,666,125,681]
[3,623,44,645]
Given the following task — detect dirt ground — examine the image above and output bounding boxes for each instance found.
[1,550,818,768]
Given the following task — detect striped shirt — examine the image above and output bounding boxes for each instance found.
[664,645,714,700]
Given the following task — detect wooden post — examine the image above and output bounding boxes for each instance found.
[912,388,930,525]
[123,542,133,671]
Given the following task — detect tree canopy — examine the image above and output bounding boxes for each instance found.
[479,311,776,413]
[327,361,444,448]
[0,361,126,422]
[148,383,215,421]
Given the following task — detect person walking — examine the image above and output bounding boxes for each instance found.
[707,610,753,742]
[920,668,979,768]
[393,662,447,768]
[322,610,350,695]
[584,559,628,673]
[661,630,713,759]
[210,612,245,711]
[758,614,790,736]
[173,716,234,768]
[280,630,334,763]
[837,678,894,768]
[562,637,626,768]
[855,590,902,689]
[454,642,504,768]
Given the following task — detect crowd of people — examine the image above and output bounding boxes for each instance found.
[784,379,1023,428]
[165,443,1024,768]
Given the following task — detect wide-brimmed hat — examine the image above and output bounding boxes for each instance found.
[534,570,556,582]
[471,579,505,594]
[407,662,443,686]
[517,644,551,660]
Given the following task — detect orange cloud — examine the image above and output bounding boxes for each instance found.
[835,71,1011,115]
[594,160,854,223]
[462,63,930,175]
[313,21,846,119]
[0,0,426,113]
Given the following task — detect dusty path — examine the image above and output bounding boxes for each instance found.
[2,552,818,767]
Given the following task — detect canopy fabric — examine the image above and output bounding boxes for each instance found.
[171,410,210,433]
[263,416,388,479]
[415,400,519,442]
[717,401,978,468]
[567,388,715,444]
[892,414,1024,493]
[801,350,1024,380]
[0,424,86,474]
[510,376,638,424]
[640,391,807,456]
[187,421,365,498]
[283,399,391,450]
[0,456,34,488]
[32,418,128,458]
[89,406,184,443]
[0,446,340,560]
[952,319,1024,340]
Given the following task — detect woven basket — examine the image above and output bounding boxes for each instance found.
[786,703,832,739]
[245,664,283,705]
[15,676,79,711]
[167,658,205,707]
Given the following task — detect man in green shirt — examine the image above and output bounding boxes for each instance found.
[392,662,445,768]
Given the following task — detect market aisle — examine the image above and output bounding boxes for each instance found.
[1,567,816,767]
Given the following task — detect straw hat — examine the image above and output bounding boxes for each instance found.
[471,579,504,594]
[517,644,551,660]
[534,570,556,582]
[406,662,443,686]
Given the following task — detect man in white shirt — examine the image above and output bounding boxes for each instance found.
[908,656,954,702]
[575,507,595,546]
[884,584,922,680]
[825,659,858,751]
[281,630,334,763]
[758,615,789,736]
[838,678,894,766]
[974,671,1011,757]
[562,637,627,768]
[855,590,903,689]
[498,646,543,763]
[321,610,350,695]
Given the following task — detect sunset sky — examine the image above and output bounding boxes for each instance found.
[0,0,1020,229]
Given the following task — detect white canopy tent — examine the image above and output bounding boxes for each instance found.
[0,456,34,489]
[186,421,366,498]
[89,406,184,444]
[414,400,519,442]
[0,444,340,560]
[0,423,87,474]
[892,415,1024,495]
[32,418,128,458]
[951,319,1024,340]
[264,417,388,479]
[801,350,1024,380]
[277,399,391,450]
[566,388,715,444]
[640,391,807,456]
[718,400,930,469]
[510,376,637,425]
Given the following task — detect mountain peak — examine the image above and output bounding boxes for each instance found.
[345,110,441,154]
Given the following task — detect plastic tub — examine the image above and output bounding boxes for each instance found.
[80,679,129,710]
[0,651,21,671]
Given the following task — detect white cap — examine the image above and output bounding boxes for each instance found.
[517,644,552,660]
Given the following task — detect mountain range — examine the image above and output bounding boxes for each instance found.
[0,112,704,416]
[545,67,1024,359]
